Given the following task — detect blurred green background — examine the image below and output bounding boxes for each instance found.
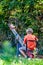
[0,0,43,65]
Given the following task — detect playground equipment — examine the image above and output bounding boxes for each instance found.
[8,24,24,56]
[8,23,37,58]
[8,24,24,46]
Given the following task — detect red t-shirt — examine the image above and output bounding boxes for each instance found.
[24,34,38,50]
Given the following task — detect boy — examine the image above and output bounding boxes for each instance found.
[19,28,38,58]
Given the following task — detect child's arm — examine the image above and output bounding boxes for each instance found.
[35,36,38,41]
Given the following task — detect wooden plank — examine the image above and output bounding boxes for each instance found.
[8,23,24,46]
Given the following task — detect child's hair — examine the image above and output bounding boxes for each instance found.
[26,28,33,34]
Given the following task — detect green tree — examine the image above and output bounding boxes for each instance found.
[0,0,43,46]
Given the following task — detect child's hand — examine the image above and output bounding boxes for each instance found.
[34,47,36,50]
[10,24,16,29]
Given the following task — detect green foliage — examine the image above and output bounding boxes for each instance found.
[0,40,16,61]
[3,40,16,55]
[0,0,43,46]
[0,58,43,65]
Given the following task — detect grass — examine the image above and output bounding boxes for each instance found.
[0,56,43,65]
[0,40,43,65]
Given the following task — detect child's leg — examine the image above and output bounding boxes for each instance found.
[19,46,27,58]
